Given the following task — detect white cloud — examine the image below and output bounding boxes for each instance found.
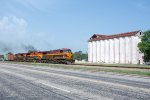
[0,16,27,42]
[0,16,52,53]
[0,16,30,53]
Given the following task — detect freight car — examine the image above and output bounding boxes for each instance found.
[8,53,15,61]
[0,55,4,61]
[11,48,75,64]
[0,53,14,61]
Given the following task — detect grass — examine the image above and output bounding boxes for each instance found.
[75,62,150,68]
[4,61,150,77]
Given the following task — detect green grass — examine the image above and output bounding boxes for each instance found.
[4,61,150,77]
[96,69,150,76]
[75,62,150,68]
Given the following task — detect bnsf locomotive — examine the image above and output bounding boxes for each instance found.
[0,48,75,64]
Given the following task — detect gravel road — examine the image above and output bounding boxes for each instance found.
[0,62,150,100]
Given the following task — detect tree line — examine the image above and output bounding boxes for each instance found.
[73,51,88,61]
[138,30,150,62]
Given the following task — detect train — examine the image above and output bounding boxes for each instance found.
[0,48,75,64]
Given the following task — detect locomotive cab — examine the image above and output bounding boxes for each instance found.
[61,48,74,64]
[62,48,74,62]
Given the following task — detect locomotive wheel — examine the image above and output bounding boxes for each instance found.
[66,61,72,64]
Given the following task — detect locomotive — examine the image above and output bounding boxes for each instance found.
[0,48,75,64]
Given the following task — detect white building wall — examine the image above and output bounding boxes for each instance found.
[99,41,101,62]
[125,37,131,64]
[100,40,105,63]
[135,36,140,64]
[104,40,109,63]
[96,41,100,62]
[131,36,138,64]
[92,41,97,63]
[88,42,93,62]
[88,42,90,62]
[109,39,114,64]
[138,38,144,64]
[89,33,143,64]
[114,38,119,63]
[91,42,94,62]
[119,37,125,63]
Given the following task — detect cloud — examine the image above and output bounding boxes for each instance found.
[0,16,52,54]
[0,16,27,42]
[0,16,35,53]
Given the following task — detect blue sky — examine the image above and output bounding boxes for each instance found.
[0,0,150,53]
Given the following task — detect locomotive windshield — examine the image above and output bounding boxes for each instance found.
[63,49,71,53]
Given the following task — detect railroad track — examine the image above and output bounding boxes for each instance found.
[73,63,150,69]
[3,61,150,70]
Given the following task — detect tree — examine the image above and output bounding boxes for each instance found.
[73,51,88,61]
[138,30,150,62]
[73,51,82,60]
[81,53,88,60]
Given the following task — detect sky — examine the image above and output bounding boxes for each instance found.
[0,0,150,53]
